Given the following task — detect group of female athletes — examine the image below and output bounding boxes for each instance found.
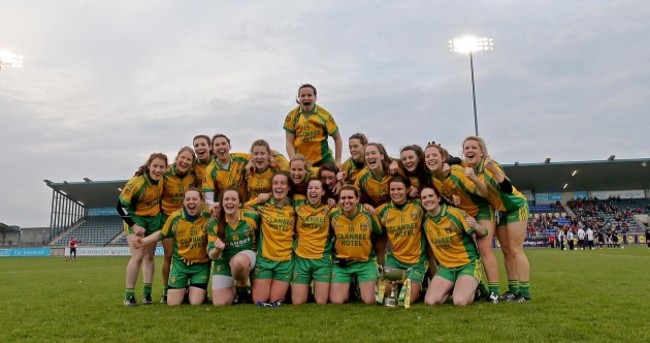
[117,84,532,307]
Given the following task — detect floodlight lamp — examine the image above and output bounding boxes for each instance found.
[607,155,615,161]
[563,183,569,190]
[449,36,493,54]
[0,49,24,68]
[544,158,551,164]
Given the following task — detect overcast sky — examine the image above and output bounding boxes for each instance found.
[1,1,648,227]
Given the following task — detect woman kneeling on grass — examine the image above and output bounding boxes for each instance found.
[207,188,259,306]
[420,187,488,306]
[292,178,333,305]
[329,185,383,305]
[135,188,211,306]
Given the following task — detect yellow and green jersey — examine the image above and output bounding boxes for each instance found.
[252,198,296,262]
[330,204,382,262]
[119,174,163,217]
[472,160,527,212]
[342,157,365,185]
[294,195,333,259]
[283,105,339,166]
[207,208,259,261]
[431,164,489,218]
[377,200,426,265]
[423,203,479,268]
[161,208,211,265]
[202,153,249,202]
[162,164,200,215]
[245,155,290,201]
[193,159,211,187]
[355,168,404,207]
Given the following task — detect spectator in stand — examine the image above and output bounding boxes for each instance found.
[586,227,594,250]
[645,227,650,248]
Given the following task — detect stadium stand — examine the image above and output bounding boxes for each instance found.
[52,216,123,247]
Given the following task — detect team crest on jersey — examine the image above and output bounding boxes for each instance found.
[171,277,177,284]
[411,212,418,221]
[444,227,453,234]
[216,265,222,272]
[360,223,368,232]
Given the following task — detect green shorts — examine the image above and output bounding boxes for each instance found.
[292,255,332,284]
[436,260,480,283]
[476,204,496,222]
[254,255,294,282]
[331,259,378,283]
[498,204,530,225]
[312,154,335,168]
[383,253,426,284]
[168,259,210,289]
[123,214,164,236]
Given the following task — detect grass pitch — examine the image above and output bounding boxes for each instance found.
[1,246,649,342]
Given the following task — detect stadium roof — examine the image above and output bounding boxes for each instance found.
[0,222,21,233]
[44,158,650,209]
[44,179,126,209]
[504,158,650,193]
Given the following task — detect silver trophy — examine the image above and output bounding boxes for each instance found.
[376,266,411,308]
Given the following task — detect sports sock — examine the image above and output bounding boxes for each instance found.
[488,282,500,294]
[519,281,530,298]
[125,288,135,299]
[163,284,169,296]
[143,283,152,296]
[507,280,519,294]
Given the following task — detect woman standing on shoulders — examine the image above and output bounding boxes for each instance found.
[284,83,343,168]
[117,152,167,306]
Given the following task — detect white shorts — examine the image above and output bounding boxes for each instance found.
[211,250,257,290]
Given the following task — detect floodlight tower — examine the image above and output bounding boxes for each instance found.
[0,49,24,69]
[448,36,493,136]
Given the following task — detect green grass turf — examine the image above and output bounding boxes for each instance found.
[0,246,649,342]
